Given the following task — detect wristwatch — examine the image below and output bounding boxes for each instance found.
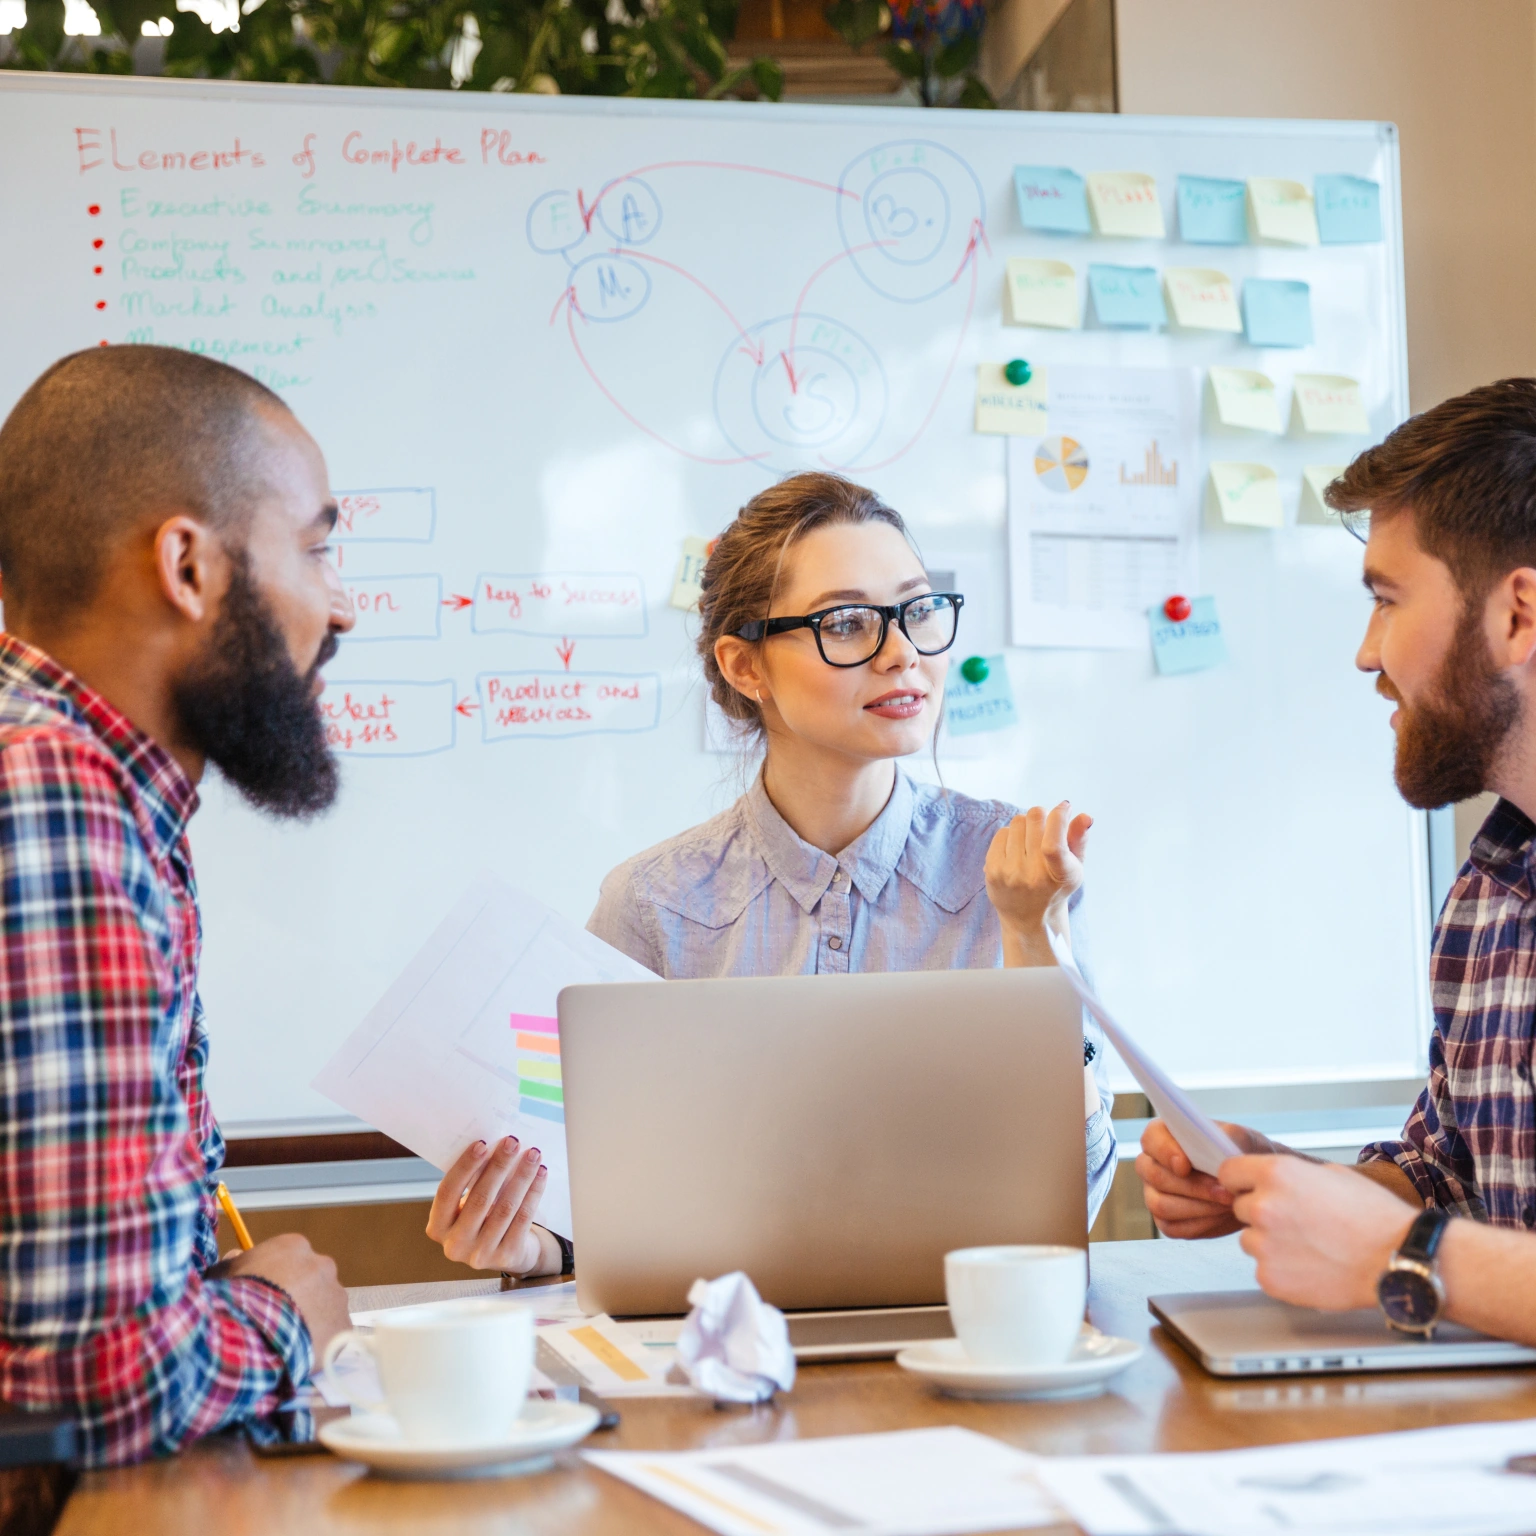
[1376,1209,1449,1337]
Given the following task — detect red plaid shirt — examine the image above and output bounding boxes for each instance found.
[0,635,311,1466]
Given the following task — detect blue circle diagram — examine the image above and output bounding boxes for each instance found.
[526,190,588,256]
[568,253,652,323]
[596,177,663,247]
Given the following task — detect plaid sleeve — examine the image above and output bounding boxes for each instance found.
[0,735,312,1466]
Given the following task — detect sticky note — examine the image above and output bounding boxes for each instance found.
[1163,267,1242,332]
[1299,464,1348,524]
[1247,178,1319,245]
[1176,175,1247,244]
[1243,278,1313,347]
[1208,367,1282,433]
[1315,174,1383,244]
[1086,172,1165,239]
[1087,265,1166,328]
[1150,596,1227,676]
[975,363,1049,436]
[1013,167,1091,234]
[670,535,710,612]
[1005,259,1079,329]
[946,655,1018,736]
[1293,373,1369,434]
[1209,462,1284,528]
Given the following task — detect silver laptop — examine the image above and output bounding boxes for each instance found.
[1151,1289,1536,1376]
[558,967,1087,1358]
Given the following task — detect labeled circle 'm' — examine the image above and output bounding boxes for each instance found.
[568,253,652,323]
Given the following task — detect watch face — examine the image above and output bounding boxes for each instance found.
[1378,1268,1439,1328]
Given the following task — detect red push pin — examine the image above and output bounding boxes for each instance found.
[87,204,100,216]
[1163,594,1192,623]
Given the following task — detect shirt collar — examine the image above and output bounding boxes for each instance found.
[0,633,199,858]
[744,768,916,913]
[1468,797,1536,900]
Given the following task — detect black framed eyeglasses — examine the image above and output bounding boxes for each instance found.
[735,592,964,668]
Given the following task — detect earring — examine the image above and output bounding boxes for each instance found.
[755,691,764,704]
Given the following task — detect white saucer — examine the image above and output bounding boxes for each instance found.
[896,1328,1142,1400]
[319,1397,601,1479]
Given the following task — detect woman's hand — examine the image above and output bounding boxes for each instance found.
[425,1136,555,1276]
[985,801,1092,966]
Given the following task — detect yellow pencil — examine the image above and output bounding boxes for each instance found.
[216,1181,255,1251]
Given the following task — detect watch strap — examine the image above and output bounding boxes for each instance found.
[1396,1208,1449,1266]
[554,1231,575,1275]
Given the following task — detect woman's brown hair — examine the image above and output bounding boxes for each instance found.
[698,472,913,740]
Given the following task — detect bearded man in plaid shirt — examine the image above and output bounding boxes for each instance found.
[1136,379,1536,1347]
[0,347,354,1463]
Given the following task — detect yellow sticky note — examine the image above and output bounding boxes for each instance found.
[1208,367,1282,433]
[1293,373,1370,435]
[1163,267,1242,332]
[1209,462,1283,528]
[1299,464,1348,524]
[975,364,1049,436]
[1086,172,1166,239]
[669,535,710,612]
[1005,258,1079,329]
[1247,178,1319,245]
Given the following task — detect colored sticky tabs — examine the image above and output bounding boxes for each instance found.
[1176,175,1247,244]
[1087,264,1167,328]
[1299,464,1348,524]
[1209,462,1284,528]
[1315,174,1383,244]
[1247,178,1319,245]
[1150,596,1227,676]
[669,535,709,612]
[975,363,1049,436]
[1208,367,1282,433]
[1086,171,1165,239]
[1293,373,1369,434]
[1163,267,1242,332]
[1005,258,1079,329]
[1243,278,1313,347]
[946,655,1018,736]
[1013,166,1091,234]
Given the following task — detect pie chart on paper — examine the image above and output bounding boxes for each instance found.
[1035,436,1090,492]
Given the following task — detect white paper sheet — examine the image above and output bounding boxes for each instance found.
[312,873,657,1238]
[540,1315,697,1398]
[587,1426,1063,1536]
[1035,1419,1536,1536]
[1047,929,1241,1177]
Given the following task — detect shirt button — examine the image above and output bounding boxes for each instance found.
[828,935,843,950]
[832,872,845,887]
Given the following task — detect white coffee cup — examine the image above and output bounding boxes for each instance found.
[945,1245,1087,1368]
[321,1297,534,1444]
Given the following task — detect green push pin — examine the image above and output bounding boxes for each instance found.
[1004,358,1032,387]
[960,655,990,685]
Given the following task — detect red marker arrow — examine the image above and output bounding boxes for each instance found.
[455,697,479,718]
[619,250,764,365]
[782,239,896,391]
[442,594,474,611]
[555,637,576,670]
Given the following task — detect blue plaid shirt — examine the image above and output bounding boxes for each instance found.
[1361,798,1536,1226]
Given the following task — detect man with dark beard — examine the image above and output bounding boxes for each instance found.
[1135,378,1536,1346]
[0,346,354,1464]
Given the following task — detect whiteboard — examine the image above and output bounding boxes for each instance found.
[0,76,1428,1127]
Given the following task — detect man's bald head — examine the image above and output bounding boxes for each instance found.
[0,346,291,620]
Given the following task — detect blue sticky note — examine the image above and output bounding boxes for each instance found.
[1149,598,1227,676]
[1315,174,1382,243]
[1176,175,1247,244]
[946,656,1018,736]
[1088,264,1167,328]
[1013,167,1091,235]
[1243,278,1313,347]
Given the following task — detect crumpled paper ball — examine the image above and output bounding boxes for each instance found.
[675,1271,796,1403]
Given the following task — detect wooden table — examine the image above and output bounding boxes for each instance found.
[53,1239,1536,1535]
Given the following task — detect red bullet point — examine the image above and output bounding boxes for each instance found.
[93,266,102,275]
[1163,594,1192,623]
[87,204,100,216]
[92,239,103,249]
[95,300,106,311]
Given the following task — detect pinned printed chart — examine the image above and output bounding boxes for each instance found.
[1299,464,1348,523]
[1208,368,1282,433]
[1085,171,1166,239]
[1242,278,1313,348]
[1315,173,1383,244]
[1175,175,1247,244]
[975,363,1049,436]
[1013,165,1091,234]
[1163,267,1242,331]
[1247,177,1320,245]
[1005,258,1079,329]
[670,536,710,612]
[1034,435,1091,492]
[1149,595,1227,676]
[945,655,1018,736]
[1293,373,1369,434]
[1208,462,1284,528]
[1087,265,1166,328]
